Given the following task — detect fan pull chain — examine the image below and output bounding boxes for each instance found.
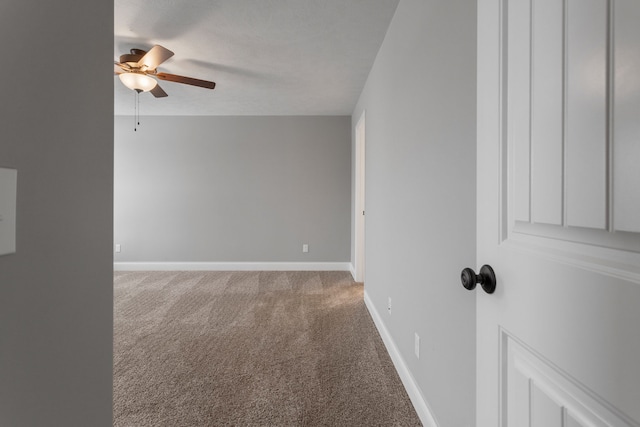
[134,91,137,132]
[133,90,143,131]
[137,91,141,127]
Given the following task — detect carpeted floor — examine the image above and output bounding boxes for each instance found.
[114,271,422,426]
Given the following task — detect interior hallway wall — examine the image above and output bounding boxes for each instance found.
[352,0,477,425]
[0,1,114,425]
[114,115,351,264]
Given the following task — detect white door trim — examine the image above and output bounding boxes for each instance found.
[354,111,366,282]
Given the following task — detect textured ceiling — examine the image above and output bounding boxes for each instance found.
[114,0,400,116]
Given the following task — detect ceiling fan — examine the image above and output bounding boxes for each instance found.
[114,45,216,97]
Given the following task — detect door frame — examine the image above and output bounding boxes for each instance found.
[354,111,366,282]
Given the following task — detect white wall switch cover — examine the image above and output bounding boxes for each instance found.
[115,244,121,253]
[414,333,420,359]
[0,167,18,256]
[302,244,309,253]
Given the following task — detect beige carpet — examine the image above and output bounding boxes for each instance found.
[114,271,422,426]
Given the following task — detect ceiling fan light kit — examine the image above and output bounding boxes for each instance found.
[118,72,157,92]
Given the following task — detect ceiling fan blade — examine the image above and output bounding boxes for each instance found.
[137,45,174,70]
[114,63,124,74]
[155,72,216,89]
[114,61,130,73]
[150,84,168,98]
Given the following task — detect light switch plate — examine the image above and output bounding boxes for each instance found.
[0,167,17,256]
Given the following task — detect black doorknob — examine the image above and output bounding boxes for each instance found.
[461,265,496,294]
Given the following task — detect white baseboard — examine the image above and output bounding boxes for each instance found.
[364,291,440,427]
[113,262,352,272]
[349,263,356,280]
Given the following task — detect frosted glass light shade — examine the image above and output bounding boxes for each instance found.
[119,73,157,92]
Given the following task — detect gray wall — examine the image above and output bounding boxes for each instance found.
[352,0,477,425]
[0,1,113,426]
[114,116,350,263]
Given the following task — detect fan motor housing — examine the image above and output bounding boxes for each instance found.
[120,49,148,66]
[119,53,143,65]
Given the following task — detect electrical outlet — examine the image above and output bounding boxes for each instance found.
[302,244,309,253]
[387,297,392,315]
[414,333,420,359]
[115,244,121,253]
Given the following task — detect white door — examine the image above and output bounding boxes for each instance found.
[477,0,640,426]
